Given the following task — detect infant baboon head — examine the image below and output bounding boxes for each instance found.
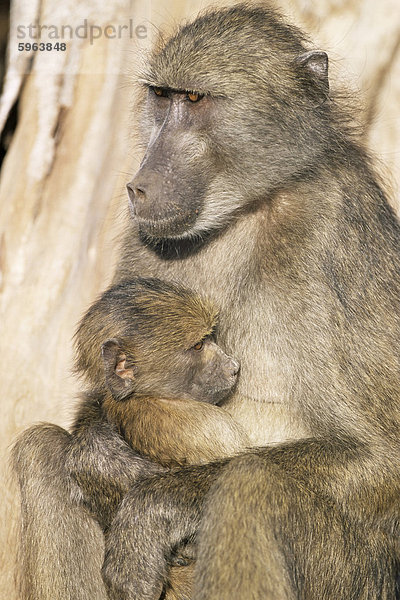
[75,278,240,403]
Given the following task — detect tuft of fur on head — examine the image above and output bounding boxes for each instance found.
[74,277,218,390]
[140,3,309,97]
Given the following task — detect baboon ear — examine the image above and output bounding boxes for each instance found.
[296,50,329,94]
[101,338,135,400]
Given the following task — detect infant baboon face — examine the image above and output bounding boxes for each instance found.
[155,333,240,404]
[82,278,240,404]
[102,333,240,405]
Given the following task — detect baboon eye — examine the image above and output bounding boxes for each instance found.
[152,87,166,97]
[187,92,203,103]
[193,340,204,351]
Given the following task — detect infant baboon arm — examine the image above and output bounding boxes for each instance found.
[103,394,250,467]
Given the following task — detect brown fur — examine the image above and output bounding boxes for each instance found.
[162,564,194,600]
[11,4,400,599]
[102,395,248,468]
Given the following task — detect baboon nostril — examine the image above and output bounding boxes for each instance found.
[126,183,146,202]
[135,187,146,200]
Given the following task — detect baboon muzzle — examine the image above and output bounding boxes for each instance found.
[127,148,207,239]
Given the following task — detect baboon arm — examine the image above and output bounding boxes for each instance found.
[103,438,399,600]
[102,461,226,600]
[66,418,166,529]
[12,421,165,599]
[194,440,400,600]
[111,397,249,467]
[11,424,109,600]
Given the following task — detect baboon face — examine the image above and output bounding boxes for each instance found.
[127,88,214,240]
[127,6,330,240]
[153,335,241,404]
[102,335,240,405]
[86,278,239,404]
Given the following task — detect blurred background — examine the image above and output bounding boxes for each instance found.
[0,0,399,595]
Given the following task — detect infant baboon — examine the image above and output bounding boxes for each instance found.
[71,277,248,599]
[74,277,247,469]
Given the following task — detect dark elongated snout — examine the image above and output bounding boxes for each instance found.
[221,356,240,385]
[127,169,166,219]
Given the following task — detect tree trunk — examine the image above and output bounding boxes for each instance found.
[1,0,399,596]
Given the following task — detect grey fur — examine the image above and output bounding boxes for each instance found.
[12,4,400,599]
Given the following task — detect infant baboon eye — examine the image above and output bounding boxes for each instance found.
[192,340,204,351]
[187,92,203,103]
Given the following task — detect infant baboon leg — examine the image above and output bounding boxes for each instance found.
[103,462,224,600]
[163,564,194,600]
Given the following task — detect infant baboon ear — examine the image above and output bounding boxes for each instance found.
[101,338,135,400]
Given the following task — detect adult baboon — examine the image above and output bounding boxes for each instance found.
[12,3,400,599]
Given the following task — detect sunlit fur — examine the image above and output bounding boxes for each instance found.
[74,277,217,390]
[11,4,400,600]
